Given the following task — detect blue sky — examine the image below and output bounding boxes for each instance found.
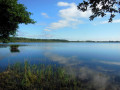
[17,0,120,41]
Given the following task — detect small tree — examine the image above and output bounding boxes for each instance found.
[78,0,120,22]
[0,0,35,42]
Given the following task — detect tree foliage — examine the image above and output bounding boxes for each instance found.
[78,0,120,22]
[0,0,35,41]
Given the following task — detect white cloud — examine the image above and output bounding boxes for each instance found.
[47,20,69,30]
[57,2,69,6]
[100,19,120,24]
[45,2,92,31]
[44,29,51,31]
[112,19,120,23]
[41,13,49,18]
[58,2,91,19]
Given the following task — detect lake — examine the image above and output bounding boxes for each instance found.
[0,42,120,89]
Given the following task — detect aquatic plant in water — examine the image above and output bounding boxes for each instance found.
[0,61,114,90]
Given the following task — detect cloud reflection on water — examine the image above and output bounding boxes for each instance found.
[99,61,120,66]
[44,52,81,66]
[43,50,120,90]
[44,52,112,90]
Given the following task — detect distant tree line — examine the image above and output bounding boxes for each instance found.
[0,37,119,43]
[0,37,69,42]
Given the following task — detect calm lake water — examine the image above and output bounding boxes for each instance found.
[0,42,120,89]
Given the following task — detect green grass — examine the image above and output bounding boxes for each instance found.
[0,62,96,90]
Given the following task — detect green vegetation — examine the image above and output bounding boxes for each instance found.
[0,37,69,42]
[0,62,119,90]
[0,0,35,42]
[0,37,120,43]
[10,45,20,53]
[78,0,119,22]
[0,62,96,90]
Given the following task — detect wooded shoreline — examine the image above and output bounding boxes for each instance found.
[0,37,120,43]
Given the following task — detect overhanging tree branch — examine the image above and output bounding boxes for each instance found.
[78,0,120,22]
